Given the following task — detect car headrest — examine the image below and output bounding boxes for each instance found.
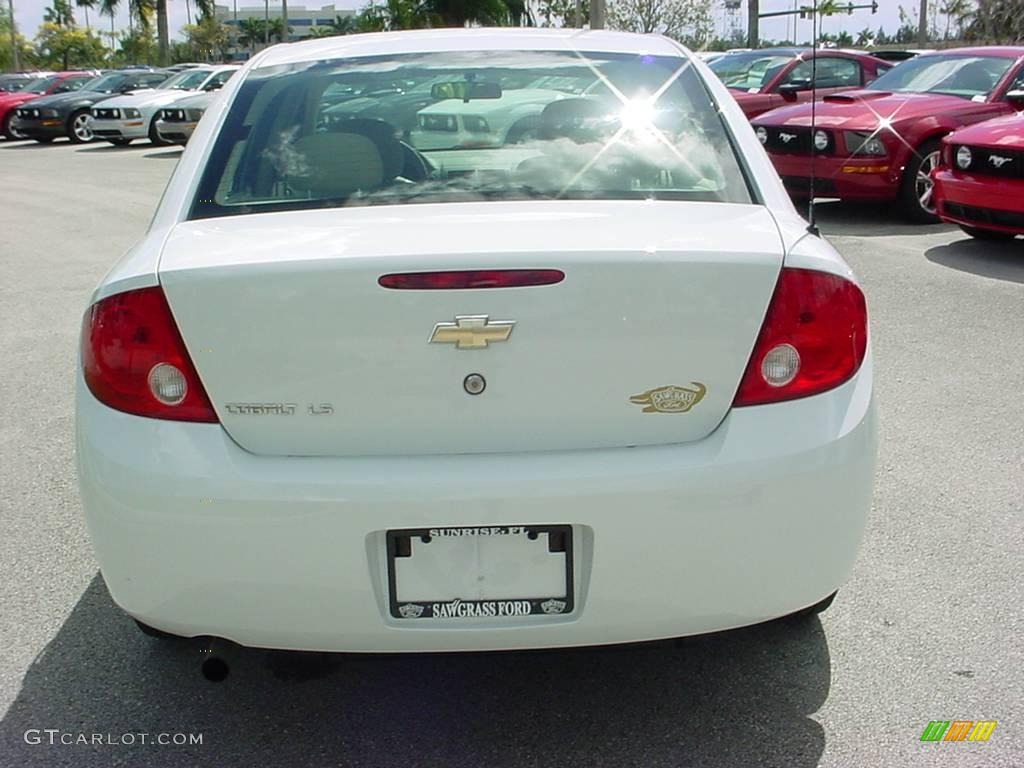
[539,98,612,142]
[326,118,404,181]
[286,132,385,198]
[951,63,995,93]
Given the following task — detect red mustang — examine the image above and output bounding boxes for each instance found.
[750,47,1024,222]
[933,102,1024,239]
[0,71,97,140]
[708,48,892,119]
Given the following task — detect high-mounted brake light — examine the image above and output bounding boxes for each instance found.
[81,286,218,422]
[733,267,867,407]
[379,269,565,290]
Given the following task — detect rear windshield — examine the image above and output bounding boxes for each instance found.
[189,50,753,220]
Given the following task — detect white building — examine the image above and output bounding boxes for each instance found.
[214,4,357,41]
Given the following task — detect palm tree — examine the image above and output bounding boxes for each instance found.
[77,0,96,30]
[424,0,509,26]
[939,0,969,39]
[153,0,212,63]
[308,14,358,37]
[267,16,288,42]
[328,13,358,33]
[98,0,154,42]
[237,16,263,52]
[44,0,75,27]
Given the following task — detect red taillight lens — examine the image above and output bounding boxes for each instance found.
[733,267,867,407]
[81,286,218,422]
[378,269,565,290]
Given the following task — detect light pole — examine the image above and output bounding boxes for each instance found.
[7,0,19,72]
[590,0,604,29]
[264,0,269,45]
[282,0,288,42]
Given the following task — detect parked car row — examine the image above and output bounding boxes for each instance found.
[701,45,1023,238]
[2,65,238,145]
[2,44,1020,239]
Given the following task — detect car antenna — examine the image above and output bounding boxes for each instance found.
[807,0,820,236]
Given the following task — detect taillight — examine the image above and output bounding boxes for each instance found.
[81,286,218,422]
[733,267,867,407]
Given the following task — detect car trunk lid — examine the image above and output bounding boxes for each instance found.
[158,201,783,457]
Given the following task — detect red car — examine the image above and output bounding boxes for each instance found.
[751,47,1024,222]
[0,71,97,140]
[708,48,892,119]
[933,102,1024,239]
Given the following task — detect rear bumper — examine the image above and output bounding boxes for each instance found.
[934,169,1024,235]
[768,153,900,200]
[76,352,876,652]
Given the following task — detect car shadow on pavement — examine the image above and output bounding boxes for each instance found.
[75,144,148,153]
[926,238,1024,284]
[0,574,831,768]
[810,200,955,238]
[0,141,59,150]
[143,149,184,160]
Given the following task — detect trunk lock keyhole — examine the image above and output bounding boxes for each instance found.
[463,373,486,395]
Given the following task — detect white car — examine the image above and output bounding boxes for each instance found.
[89,65,237,146]
[154,91,217,145]
[77,29,876,653]
[410,87,575,150]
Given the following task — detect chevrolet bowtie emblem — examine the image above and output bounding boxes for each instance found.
[429,315,515,349]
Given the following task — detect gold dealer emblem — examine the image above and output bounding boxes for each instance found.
[630,383,707,414]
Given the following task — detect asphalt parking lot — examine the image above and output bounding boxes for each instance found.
[1,139,1021,768]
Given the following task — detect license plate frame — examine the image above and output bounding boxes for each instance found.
[386,525,574,620]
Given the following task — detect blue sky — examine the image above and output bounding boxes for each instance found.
[11,0,906,43]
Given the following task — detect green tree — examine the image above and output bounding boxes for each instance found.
[356,0,432,31]
[35,21,108,68]
[1,6,36,70]
[77,0,97,31]
[939,0,970,39]
[116,27,157,63]
[962,0,1024,42]
[183,16,229,60]
[607,0,714,47]
[44,0,76,28]
[237,17,264,52]
[536,0,588,27]
[152,0,213,64]
[308,14,359,37]
[426,0,510,26]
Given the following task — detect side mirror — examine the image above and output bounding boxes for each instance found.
[778,80,812,102]
[1008,90,1024,111]
[203,82,222,92]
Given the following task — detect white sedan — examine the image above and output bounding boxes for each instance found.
[88,65,237,146]
[76,29,876,653]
